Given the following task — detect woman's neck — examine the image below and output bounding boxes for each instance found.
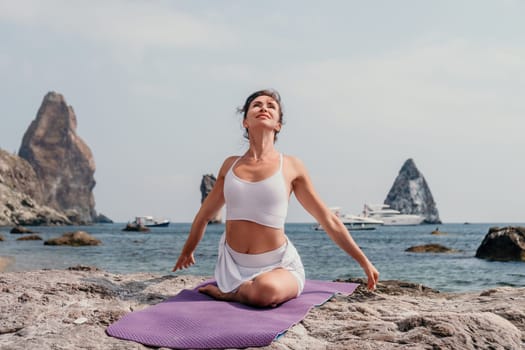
[245,131,278,161]
[245,144,278,162]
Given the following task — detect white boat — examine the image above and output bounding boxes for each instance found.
[313,207,384,231]
[362,204,424,226]
[133,216,170,227]
[340,213,384,230]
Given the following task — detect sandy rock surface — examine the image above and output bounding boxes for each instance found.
[0,267,523,350]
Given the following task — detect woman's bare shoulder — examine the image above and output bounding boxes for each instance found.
[224,155,241,164]
[218,155,241,176]
[283,154,309,178]
[284,154,306,169]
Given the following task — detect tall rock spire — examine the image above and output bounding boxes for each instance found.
[385,159,441,224]
[18,91,96,224]
[200,174,222,224]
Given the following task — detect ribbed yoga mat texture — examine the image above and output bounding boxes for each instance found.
[107,279,358,349]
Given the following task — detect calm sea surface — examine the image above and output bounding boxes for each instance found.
[1,222,523,293]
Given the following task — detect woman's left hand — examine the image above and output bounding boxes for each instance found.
[363,263,379,291]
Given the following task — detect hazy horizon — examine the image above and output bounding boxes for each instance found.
[1,1,524,224]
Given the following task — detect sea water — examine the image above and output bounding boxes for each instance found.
[1,222,523,292]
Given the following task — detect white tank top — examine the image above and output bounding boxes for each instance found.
[224,154,288,229]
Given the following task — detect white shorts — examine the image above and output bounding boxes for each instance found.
[214,232,305,296]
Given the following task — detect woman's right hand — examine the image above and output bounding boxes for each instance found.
[173,252,195,272]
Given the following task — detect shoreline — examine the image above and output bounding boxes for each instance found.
[1,255,521,294]
[0,266,523,349]
[1,222,523,293]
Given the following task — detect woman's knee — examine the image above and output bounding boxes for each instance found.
[240,275,294,307]
[254,281,283,307]
[237,281,271,307]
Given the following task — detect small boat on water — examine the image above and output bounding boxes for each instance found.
[133,216,170,228]
[362,204,424,226]
[313,207,384,231]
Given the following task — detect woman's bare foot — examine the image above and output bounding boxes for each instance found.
[198,284,239,302]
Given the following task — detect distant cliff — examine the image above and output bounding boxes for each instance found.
[18,92,97,224]
[0,149,71,226]
[200,174,222,224]
[385,159,441,224]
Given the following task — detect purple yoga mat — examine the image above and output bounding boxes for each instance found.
[107,279,358,349]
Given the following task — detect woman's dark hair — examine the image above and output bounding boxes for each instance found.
[237,89,284,142]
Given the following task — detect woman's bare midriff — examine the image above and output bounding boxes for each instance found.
[225,220,286,254]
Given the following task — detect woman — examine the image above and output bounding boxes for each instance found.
[173,89,379,308]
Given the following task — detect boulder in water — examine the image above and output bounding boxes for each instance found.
[122,223,150,232]
[10,226,35,234]
[406,244,459,253]
[431,227,447,235]
[44,231,101,246]
[475,226,525,262]
[16,234,42,241]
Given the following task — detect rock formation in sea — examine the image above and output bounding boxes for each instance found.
[93,213,113,224]
[0,148,71,226]
[385,158,441,224]
[18,92,97,224]
[200,174,222,223]
[475,226,525,262]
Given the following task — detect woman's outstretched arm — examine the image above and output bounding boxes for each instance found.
[173,157,236,271]
[289,156,379,290]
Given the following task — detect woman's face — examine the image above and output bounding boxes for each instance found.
[243,95,281,133]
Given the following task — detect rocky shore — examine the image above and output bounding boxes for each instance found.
[0,267,523,349]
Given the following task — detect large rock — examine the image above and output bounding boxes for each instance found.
[475,226,525,262]
[0,149,71,226]
[44,231,101,246]
[0,149,43,203]
[385,158,441,224]
[0,184,71,226]
[0,185,71,226]
[18,92,96,224]
[0,269,523,349]
[200,174,222,223]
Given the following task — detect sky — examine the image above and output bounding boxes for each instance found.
[1,1,524,224]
